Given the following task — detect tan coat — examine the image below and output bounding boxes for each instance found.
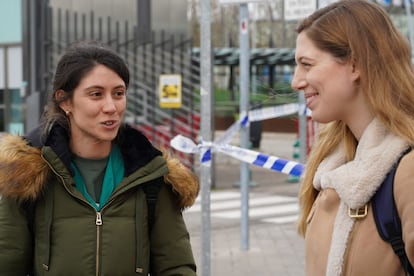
[305,149,414,276]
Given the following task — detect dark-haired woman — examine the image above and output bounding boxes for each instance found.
[0,42,198,275]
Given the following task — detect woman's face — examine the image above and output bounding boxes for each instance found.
[291,32,362,125]
[59,64,127,155]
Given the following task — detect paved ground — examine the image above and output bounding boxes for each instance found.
[183,131,306,276]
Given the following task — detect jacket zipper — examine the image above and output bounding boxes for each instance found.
[42,155,149,275]
[96,212,102,276]
[42,156,105,275]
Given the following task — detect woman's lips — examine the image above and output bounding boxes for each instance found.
[304,92,318,108]
[101,120,118,130]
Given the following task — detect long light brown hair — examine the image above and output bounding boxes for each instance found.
[296,0,414,236]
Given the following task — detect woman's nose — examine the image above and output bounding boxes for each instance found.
[291,69,306,91]
[103,96,116,112]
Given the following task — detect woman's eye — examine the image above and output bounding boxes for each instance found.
[302,62,311,68]
[91,92,102,97]
[114,91,126,97]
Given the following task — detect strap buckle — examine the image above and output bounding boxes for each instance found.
[348,204,368,218]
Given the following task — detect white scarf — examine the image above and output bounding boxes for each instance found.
[313,118,409,275]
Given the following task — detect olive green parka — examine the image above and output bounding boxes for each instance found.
[0,124,199,276]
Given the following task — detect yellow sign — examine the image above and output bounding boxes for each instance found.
[159,74,182,108]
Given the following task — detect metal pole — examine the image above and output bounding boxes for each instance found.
[298,92,307,165]
[25,0,41,133]
[200,0,213,275]
[239,3,250,251]
[29,0,36,96]
[137,0,151,44]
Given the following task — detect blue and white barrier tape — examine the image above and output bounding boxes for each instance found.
[215,111,249,146]
[249,103,299,122]
[215,103,304,145]
[170,134,304,176]
[170,103,310,176]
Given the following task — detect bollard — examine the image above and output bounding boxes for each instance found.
[288,139,300,183]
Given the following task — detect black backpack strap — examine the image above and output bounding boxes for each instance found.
[142,177,163,234]
[372,149,414,275]
[22,200,36,276]
[141,177,162,275]
[23,200,36,236]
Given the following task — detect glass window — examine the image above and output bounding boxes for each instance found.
[0,89,24,133]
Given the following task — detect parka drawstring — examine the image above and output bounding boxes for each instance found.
[42,185,54,271]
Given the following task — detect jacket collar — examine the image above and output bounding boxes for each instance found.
[314,118,409,208]
[25,123,163,177]
[313,118,409,275]
[0,124,199,209]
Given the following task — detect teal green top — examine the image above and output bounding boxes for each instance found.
[72,154,107,202]
[71,145,125,210]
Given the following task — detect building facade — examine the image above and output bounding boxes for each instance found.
[0,1,24,134]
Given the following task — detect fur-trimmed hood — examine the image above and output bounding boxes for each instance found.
[0,129,199,209]
[0,134,48,202]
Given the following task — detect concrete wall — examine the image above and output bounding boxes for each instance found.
[49,0,189,37]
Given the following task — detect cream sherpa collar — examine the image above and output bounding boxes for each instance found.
[313,118,409,275]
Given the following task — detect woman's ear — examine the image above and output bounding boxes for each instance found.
[56,89,71,113]
[350,59,361,82]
